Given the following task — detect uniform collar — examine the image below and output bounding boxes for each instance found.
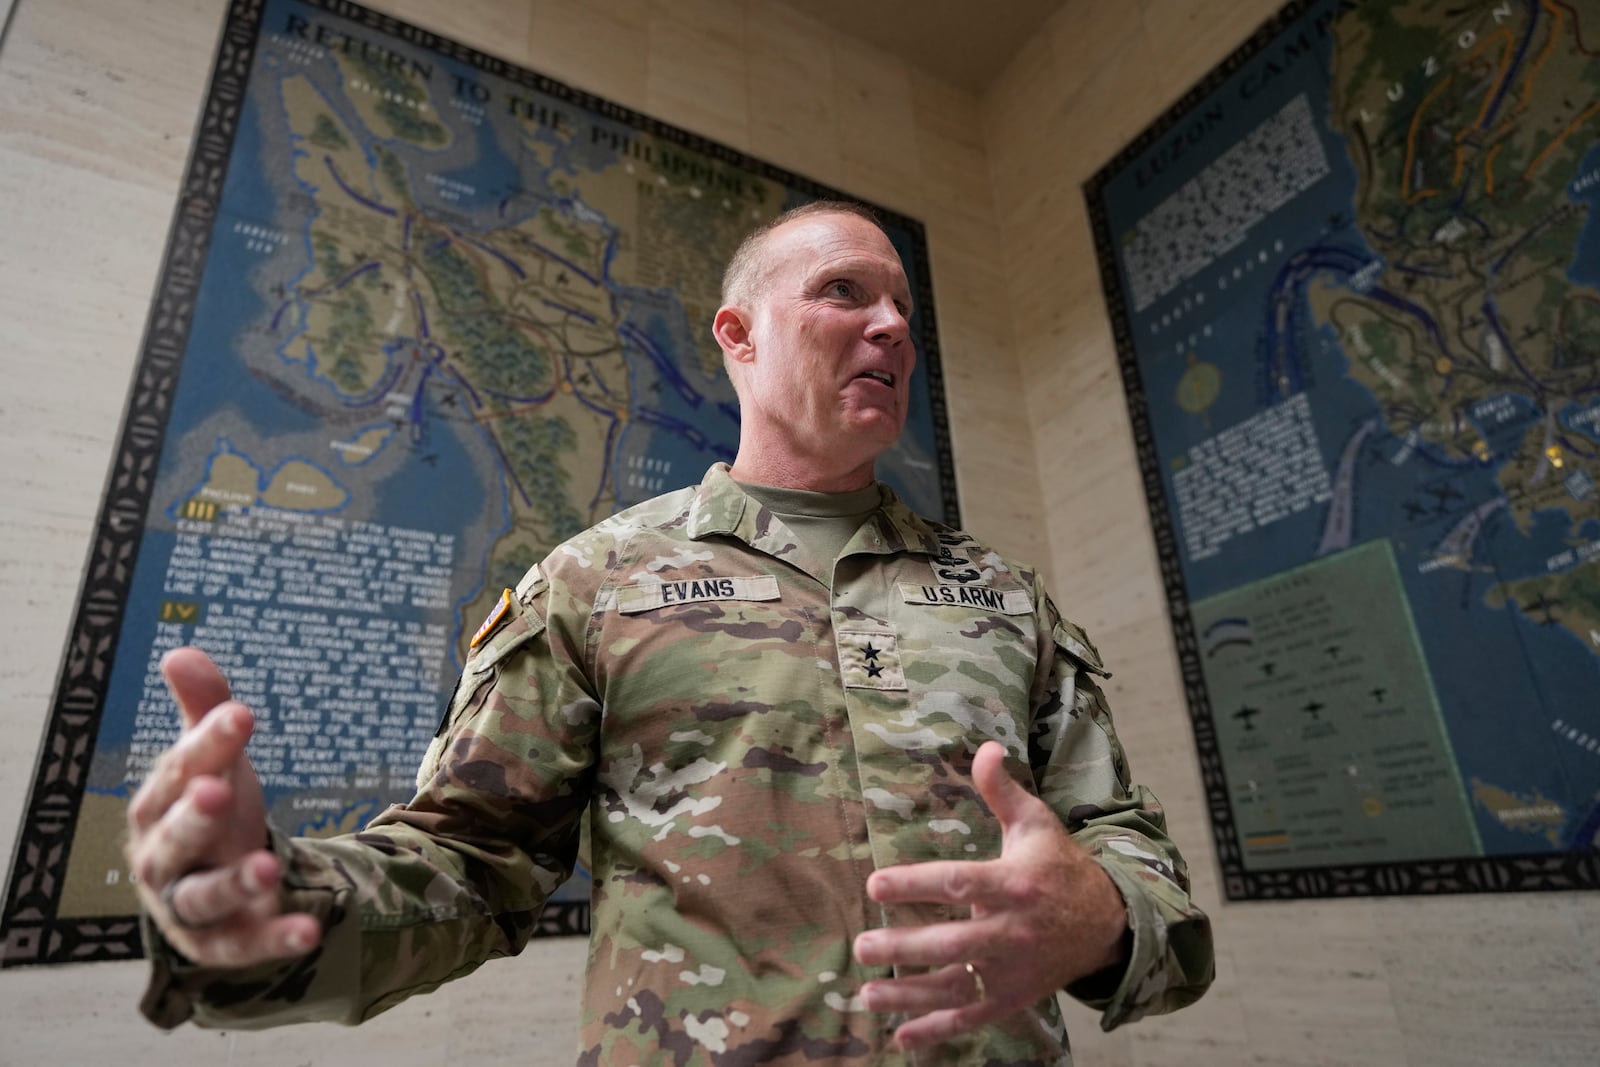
[687,463,944,559]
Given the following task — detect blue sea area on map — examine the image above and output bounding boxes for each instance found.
[1566,143,1600,287]
[1102,24,1365,599]
[90,84,294,776]
[1471,393,1545,452]
[433,114,525,215]
[1564,396,1600,444]
[369,398,492,662]
[1096,0,1600,856]
[614,305,741,503]
[89,37,488,785]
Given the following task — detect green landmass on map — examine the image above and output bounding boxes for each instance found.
[1485,560,1600,656]
[272,73,788,658]
[1311,0,1600,652]
[329,46,450,147]
[1468,777,1567,846]
[184,440,349,514]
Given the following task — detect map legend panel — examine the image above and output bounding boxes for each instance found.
[1196,539,1479,870]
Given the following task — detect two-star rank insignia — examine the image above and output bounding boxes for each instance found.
[838,629,906,690]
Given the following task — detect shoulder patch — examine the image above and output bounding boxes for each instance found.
[470,589,515,650]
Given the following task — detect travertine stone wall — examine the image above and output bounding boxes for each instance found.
[0,0,1036,1062]
[2,0,1597,1064]
[985,2,1599,1065]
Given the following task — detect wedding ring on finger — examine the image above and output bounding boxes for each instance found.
[964,961,987,1003]
[161,877,204,930]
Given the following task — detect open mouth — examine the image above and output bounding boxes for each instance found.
[856,370,895,387]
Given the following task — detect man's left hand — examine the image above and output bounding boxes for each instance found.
[852,740,1129,1051]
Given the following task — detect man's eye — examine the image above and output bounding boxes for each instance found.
[831,281,853,298]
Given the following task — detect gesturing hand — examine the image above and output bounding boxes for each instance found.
[852,741,1129,1051]
[124,647,320,966]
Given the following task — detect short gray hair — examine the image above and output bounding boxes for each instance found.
[719,200,886,307]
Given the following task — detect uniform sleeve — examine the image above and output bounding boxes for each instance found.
[1026,595,1215,1031]
[139,567,600,1029]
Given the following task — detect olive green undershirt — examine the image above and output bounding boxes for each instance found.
[736,480,881,566]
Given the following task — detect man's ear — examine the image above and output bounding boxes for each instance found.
[713,305,755,365]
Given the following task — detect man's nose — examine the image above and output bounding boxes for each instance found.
[867,297,910,343]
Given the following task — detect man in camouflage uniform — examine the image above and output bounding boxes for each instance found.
[128,202,1214,1064]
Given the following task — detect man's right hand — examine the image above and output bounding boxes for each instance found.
[125,646,321,966]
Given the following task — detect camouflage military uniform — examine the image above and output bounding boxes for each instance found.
[142,463,1213,1064]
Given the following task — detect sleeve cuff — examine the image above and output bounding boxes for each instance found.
[1068,855,1165,1032]
[137,910,201,1029]
[136,824,332,1030]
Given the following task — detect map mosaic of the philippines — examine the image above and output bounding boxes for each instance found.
[1088,0,1600,898]
[1,0,953,964]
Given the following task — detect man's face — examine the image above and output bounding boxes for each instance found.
[734,213,916,469]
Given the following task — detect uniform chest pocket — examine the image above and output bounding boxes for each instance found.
[887,584,1041,704]
[896,581,1033,615]
[603,574,806,679]
[613,575,781,613]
